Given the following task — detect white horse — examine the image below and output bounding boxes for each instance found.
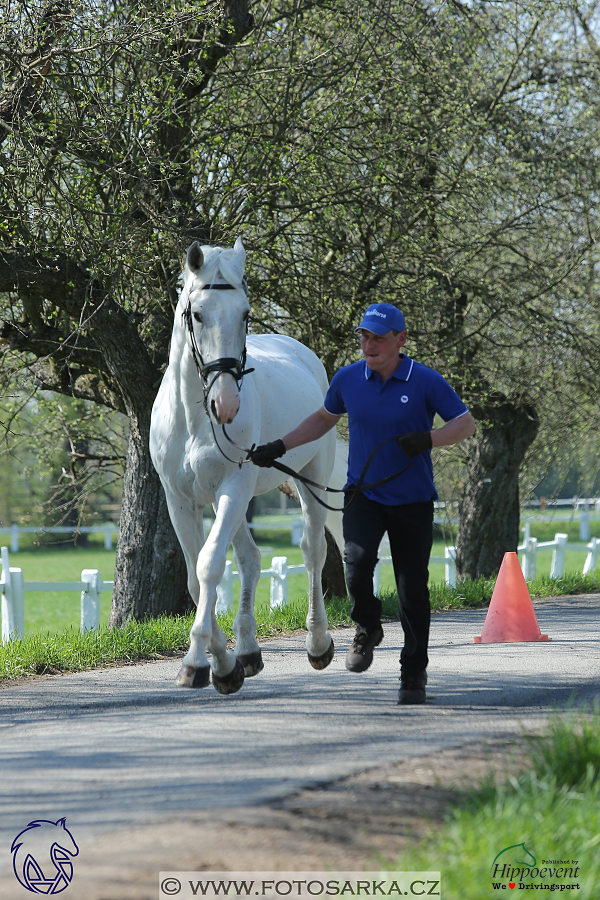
[150,238,344,694]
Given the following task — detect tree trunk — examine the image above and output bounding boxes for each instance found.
[109,414,192,626]
[456,399,539,579]
[321,526,347,601]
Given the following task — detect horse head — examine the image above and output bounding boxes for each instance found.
[182,237,250,425]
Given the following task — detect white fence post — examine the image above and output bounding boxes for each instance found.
[10,568,25,639]
[521,536,538,580]
[216,560,234,613]
[373,560,382,595]
[291,518,303,547]
[579,503,591,542]
[270,556,288,609]
[81,569,101,632]
[445,546,456,587]
[583,537,600,576]
[104,525,113,550]
[10,524,19,554]
[550,533,568,578]
[1,547,24,642]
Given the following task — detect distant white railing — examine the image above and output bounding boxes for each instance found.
[0,546,113,643]
[0,545,306,642]
[2,527,599,641]
[0,524,119,553]
[375,546,457,590]
[0,518,304,553]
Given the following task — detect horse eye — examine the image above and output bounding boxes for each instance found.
[193,312,202,323]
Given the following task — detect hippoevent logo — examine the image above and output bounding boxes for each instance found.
[11,818,79,894]
[491,843,581,891]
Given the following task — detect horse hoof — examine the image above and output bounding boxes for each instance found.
[212,659,245,695]
[237,651,264,677]
[308,637,335,670]
[175,664,211,688]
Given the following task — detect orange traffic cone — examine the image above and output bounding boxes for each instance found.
[474,551,549,643]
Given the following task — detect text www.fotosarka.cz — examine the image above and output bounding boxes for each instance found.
[158,872,441,900]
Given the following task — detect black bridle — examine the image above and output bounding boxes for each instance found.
[183,279,254,419]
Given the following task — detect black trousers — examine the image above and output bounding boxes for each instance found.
[343,490,434,675]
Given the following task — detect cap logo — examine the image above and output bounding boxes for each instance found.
[366,310,386,318]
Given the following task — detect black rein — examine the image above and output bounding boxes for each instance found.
[184,280,414,511]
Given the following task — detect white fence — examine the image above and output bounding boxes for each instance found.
[518,524,600,581]
[0,519,303,552]
[0,546,114,643]
[2,527,599,642]
[0,545,306,643]
[0,524,119,553]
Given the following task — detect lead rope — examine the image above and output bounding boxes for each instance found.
[183,284,414,510]
[221,423,415,512]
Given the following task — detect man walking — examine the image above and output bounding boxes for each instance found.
[251,303,476,704]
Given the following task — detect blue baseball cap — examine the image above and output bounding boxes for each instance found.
[354,303,406,335]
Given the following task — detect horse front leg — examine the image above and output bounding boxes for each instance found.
[232,520,263,676]
[178,495,245,695]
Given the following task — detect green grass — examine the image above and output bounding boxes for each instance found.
[1,523,599,680]
[391,709,600,899]
[0,591,400,679]
[0,615,196,678]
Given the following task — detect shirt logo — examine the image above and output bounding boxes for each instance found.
[401,395,409,403]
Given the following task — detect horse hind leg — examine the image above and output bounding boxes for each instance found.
[232,520,264,677]
[294,479,335,670]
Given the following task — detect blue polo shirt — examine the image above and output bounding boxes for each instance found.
[323,355,469,505]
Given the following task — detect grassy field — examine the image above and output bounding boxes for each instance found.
[1,516,599,638]
[391,707,600,898]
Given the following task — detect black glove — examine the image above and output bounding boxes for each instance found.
[396,431,432,458]
[250,439,286,467]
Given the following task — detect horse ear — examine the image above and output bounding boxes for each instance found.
[187,242,204,274]
[234,236,245,262]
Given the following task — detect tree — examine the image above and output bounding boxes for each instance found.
[208,0,600,577]
[2,0,600,624]
[0,0,254,621]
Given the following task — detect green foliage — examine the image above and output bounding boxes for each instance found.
[392,709,600,899]
[527,706,600,790]
[0,391,126,529]
[0,616,195,679]
[429,571,600,611]
[2,0,600,612]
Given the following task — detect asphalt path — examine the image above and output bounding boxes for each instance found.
[1,594,599,896]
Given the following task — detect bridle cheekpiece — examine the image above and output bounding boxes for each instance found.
[183,278,254,416]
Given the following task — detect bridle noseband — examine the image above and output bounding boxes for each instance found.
[183,279,255,417]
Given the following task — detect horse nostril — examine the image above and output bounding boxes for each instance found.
[210,399,221,423]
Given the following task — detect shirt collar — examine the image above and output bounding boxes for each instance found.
[364,354,414,381]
